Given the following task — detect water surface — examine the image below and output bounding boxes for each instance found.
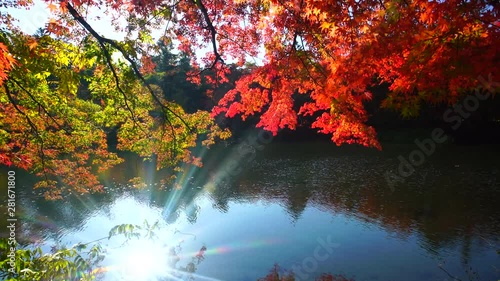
[2,142,500,281]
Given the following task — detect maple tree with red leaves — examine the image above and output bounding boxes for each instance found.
[0,0,498,198]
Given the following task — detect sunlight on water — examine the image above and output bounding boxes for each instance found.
[106,239,171,280]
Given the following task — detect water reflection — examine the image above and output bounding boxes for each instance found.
[200,142,500,280]
[222,143,500,240]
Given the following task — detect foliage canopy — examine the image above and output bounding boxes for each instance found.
[0,0,498,197]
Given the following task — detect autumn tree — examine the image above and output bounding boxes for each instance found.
[0,2,231,199]
[208,0,499,149]
[0,0,498,197]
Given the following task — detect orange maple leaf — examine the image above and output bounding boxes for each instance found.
[27,39,38,50]
[47,2,58,12]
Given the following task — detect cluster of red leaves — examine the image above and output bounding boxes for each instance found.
[140,55,157,74]
[30,134,123,200]
[0,43,15,86]
[0,103,35,170]
[201,0,497,149]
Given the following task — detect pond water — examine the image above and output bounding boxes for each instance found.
[2,140,500,281]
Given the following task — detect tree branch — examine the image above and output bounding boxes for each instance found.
[65,1,192,139]
[65,2,147,132]
[4,84,51,182]
[9,78,72,135]
[190,0,224,69]
[438,264,463,281]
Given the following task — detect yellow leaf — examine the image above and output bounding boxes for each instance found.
[320,22,332,31]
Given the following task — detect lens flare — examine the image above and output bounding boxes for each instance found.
[109,239,170,280]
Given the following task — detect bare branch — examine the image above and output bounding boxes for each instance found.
[190,0,224,69]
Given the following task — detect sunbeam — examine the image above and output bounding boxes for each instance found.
[106,238,171,280]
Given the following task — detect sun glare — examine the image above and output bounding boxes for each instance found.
[111,239,170,280]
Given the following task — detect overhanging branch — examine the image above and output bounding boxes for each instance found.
[65,1,193,136]
[4,83,51,181]
[9,77,72,135]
